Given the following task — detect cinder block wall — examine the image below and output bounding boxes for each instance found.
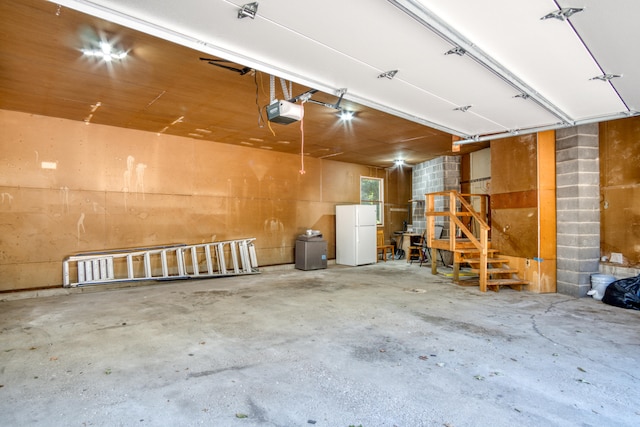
[556,124,600,297]
[412,156,460,237]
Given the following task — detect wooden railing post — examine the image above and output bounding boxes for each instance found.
[449,191,456,252]
[426,193,437,275]
[480,227,488,292]
[481,195,487,224]
[422,190,492,292]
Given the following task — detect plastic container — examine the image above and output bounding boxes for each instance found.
[588,274,616,300]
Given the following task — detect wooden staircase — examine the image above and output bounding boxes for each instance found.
[425,191,528,292]
[454,247,528,292]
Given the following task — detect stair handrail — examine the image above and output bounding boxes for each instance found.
[425,190,491,292]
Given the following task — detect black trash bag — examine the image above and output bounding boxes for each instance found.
[601,275,640,310]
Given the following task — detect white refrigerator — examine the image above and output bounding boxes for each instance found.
[335,204,377,266]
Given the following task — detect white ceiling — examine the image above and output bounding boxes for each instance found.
[53,0,639,143]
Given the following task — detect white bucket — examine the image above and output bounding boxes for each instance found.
[588,274,616,300]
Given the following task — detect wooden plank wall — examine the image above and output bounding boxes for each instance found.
[0,110,411,291]
[599,116,640,267]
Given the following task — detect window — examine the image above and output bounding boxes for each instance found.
[360,176,383,225]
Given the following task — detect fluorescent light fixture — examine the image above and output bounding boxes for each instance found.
[238,2,259,19]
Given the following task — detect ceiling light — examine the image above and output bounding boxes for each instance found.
[377,70,398,79]
[238,2,259,19]
[339,110,354,121]
[394,159,405,166]
[540,8,584,21]
[445,46,466,56]
[82,41,127,62]
[590,73,622,81]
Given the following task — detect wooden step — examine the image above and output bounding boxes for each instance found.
[469,268,519,275]
[454,248,499,254]
[487,279,528,292]
[459,278,528,292]
[463,257,510,264]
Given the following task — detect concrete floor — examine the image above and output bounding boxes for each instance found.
[1,261,639,427]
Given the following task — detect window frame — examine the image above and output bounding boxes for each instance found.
[360,176,384,225]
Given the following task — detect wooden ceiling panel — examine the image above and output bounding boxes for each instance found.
[34,0,638,148]
[1,0,468,168]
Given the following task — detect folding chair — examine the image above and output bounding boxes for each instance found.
[407,232,425,264]
[423,224,446,266]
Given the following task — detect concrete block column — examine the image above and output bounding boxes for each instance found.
[412,156,460,236]
[555,124,600,297]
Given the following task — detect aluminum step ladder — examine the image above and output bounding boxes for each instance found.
[62,238,259,287]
